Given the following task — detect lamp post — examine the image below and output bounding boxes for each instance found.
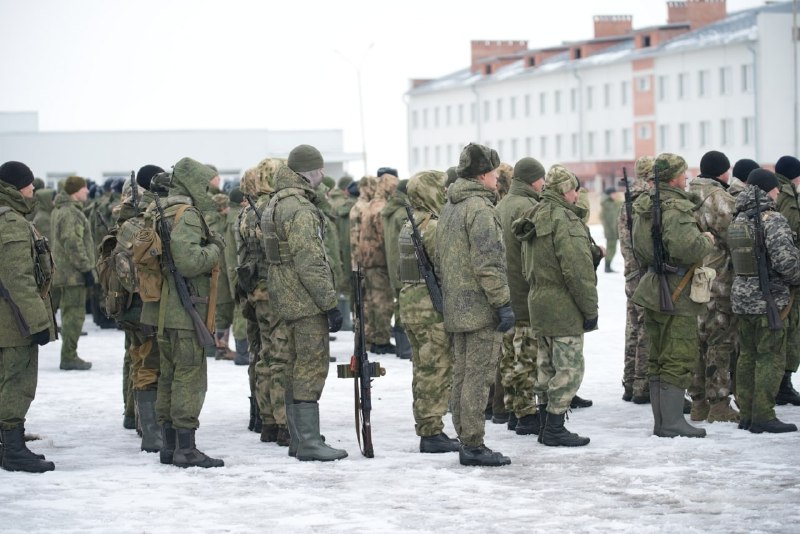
[335,43,374,177]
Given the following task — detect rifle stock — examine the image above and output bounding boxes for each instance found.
[753,188,783,330]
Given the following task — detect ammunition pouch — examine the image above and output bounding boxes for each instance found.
[728,218,758,276]
[398,228,424,284]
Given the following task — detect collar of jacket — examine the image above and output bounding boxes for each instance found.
[447,177,497,205]
[696,174,730,190]
[657,183,701,206]
[509,178,540,200]
[541,189,586,219]
[0,181,32,215]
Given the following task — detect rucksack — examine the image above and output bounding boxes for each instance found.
[132,205,190,303]
[96,229,133,319]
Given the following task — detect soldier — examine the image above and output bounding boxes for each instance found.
[224,187,249,366]
[32,185,55,244]
[315,178,345,313]
[729,159,760,198]
[687,150,740,423]
[0,161,56,473]
[382,178,413,359]
[261,144,346,462]
[330,177,357,330]
[209,192,236,361]
[140,158,224,468]
[514,165,599,447]
[601,187,621,273]
[730,169,800,433]
[51,175,94,371]
[495,157,545,435]
[436,143,514,467]
[772,156,800,406]
[632,153,715,438]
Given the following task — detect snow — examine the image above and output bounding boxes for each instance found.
[3,226,799,533]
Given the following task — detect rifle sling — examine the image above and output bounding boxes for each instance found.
[670,263,699,304]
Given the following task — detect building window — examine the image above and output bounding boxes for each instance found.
[412,110,418,129]
[434,107,440,128]
[510,96,517,119]
[698,70,709,98]
[525,136,532,155]
[422,109,428,128]
[658,75,668,102]
[554,90,562,113]
[497,140,505,159]
[638,124,652,140]
[699,120,711,147]
[604,129,613,155]
[571,88,578,112]
[658,124,670,152]
[483,101,490,122]
[642,34,652,47]
[620,81,629,106]
[678,73,688,100]
[742,64,754,93]
[445,105,451,127]
[496,98,503,121]
[743,117,755,145]
[679,123,690,149]
[412,148,419,166]
[720,118,732,146]
[446,144,453,166]
[586,86,594,111]
[525,94,531,117]
[622,128,632,153]
[719,66,732,95]
[540,136,547,158]
[458,104,464,125]
[423,146,429,166]
[604,83,611,108]
[572,133,580,157]
[511,138,518,161]
[540,92,547,115]
[587,132,595,156]
[470,102,476,123]
[434,145,441,166]
[555,134,562,158]
[636,75,650,92]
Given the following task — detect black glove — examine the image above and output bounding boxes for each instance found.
[82,271,95,287]
[31,329,50,346]
[583,316,598,332]
[495,303,515,332]
[208,231,225,252]
[326,307,343,333]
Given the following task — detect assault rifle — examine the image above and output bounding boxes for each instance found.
[0,278,30,337]
[403,203,444,313]
[150,173,216,349]
[651,164,676,312]
[337,266,385,458]
[753,187,783,330]
[622,167,633,238]
[130,170,140,214]
[246,194,262,220]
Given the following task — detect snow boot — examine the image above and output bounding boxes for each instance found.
[690,398,710,422]
[136,390,163,453]
[491,412,509,424]
[507,413,518,431]
[276,425,290,447]
[650,377,662,435]
[233,338,250,366]
[622,382,633,402]
[60,356,91,370]
[419,433,460,453]
[536,404,548,443]
[159,422,176,465]
[738,418,752,431]
[776,371,800,406]
[570,395,593,409]
[260,423,279,443]
[393,325,413,360]
[541,411,590,447]
[515,412,541,436]
[172,428,224,468]
[706,398,740,423]
[749,418,798,434]
[658,383,706,438]
[0,426,54,473]
[248,396,259,432]
[294,402,347,461]
[459,444,511,466]
[370,343,396,355]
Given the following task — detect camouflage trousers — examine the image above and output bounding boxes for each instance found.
[59,285,86,364]
[363,266,394,345]
[499,322,538,417]
[784,304,800,373]
[123,333,134,419]
[535,335,585,415]
[491,332,513,416]
[623,276,649,396]
[155,328,208,430]
[736,315,787,423]
[246,296,288,426]
[451,326,503,448]
[644,310,697,390]
[0,345,38,430]
[406,319,453,437]
[689,297,736,402]
[285,313,330,402]
[232,301,247,341]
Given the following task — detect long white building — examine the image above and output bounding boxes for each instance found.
[406,0,799,189]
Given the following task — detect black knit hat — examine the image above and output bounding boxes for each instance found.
[136,164,164,191]
[0,161,35,190]
[376,167,398,178]
[347,180,360,198]
[229,186,244,204]
[732,159,759,181]
[699,150,730,177]
[775,156,800,180]
[747,168,779,193]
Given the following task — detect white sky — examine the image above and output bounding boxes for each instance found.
[0,0,772,177]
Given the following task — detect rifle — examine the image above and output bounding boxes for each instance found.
[130,170,140,214]
[403,203,444,313]
[753,187,783,330]
[151,178,217,349]
[0,277,31,337]
[651,164,676,312]
[246,194,262,220]
[337,266,385,458]
[622,167,633,238]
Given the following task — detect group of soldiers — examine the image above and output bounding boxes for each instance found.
[2,139,799,473]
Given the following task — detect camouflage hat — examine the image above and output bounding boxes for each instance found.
[456,143,500,179]
[322,175,336,190]
[120,178,146,205]
[513,157,545,185]
[338,175,353,190]
[654,153,688,182]
[408,170,446,214]
[240,167,258,196]
[64,175,87,195]
[634,156,655,181]
[229,186,244,204]
[288,144,324,173]
[445,166,458,188]
[254,158,283,194]
[212,193,228,212]
[545,165,579,194]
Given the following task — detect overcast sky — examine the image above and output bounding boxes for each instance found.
[0,0,773,177]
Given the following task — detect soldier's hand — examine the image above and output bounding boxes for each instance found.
[82,271,95,288]
[31,329,51,346]
[702,231,715,244]
[208,231,226,252]
[583,316,598,332]
[326,307,343,333]
[495,303,515,332]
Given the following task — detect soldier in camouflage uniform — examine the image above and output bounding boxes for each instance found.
[398,170,460,454]
[0,161,56,473]
[730,169,800,433]
[495,157,545,435]
[315,178,345,303]
[632,153,715,438]
[382,177,413,359]
[601,188,621,273]
[436,143,514,467]
[261,145,346,462]
[140,158,224,468]
[514,165,599,447]
[32,186,55,244]
[687,151,740,423]
[51,176,94,371]
[619,157,652,403]
[729,159,760,198]
[223,187,248,365]
[330,177,356,330]
[772,156,800,406]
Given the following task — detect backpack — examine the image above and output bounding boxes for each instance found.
[96,229,133,319]
[132,205,190,303]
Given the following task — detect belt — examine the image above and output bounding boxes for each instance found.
[647,265,689,277]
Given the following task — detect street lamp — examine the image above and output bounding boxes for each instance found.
[335,43,374,177]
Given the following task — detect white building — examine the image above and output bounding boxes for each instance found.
[406,0,799,189]
[0,111,360,187]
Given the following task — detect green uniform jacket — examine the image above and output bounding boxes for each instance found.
[381,190,409,291]
[32,188,55,243]
[224,205,242,299]
[263,166,337,321]
[514,190,597,336]
[601,195,621,241]
[330,191,355,290]
[0,182,55,348]
[51,193,95,287]
[495,179,539,321]
[631,184,715,316]
[435,178,510,333]
[206,207,233,307]
[776,173,800,239]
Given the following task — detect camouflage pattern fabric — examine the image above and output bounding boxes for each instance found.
[381,186,409,291]
[497,329,515,413]
[32,188,55,243]
[59,286,87,363]
[601,194,621,265]
[496,162,513,201]
[251,297,288,426]
[0,345,39,430]
[155,328,207,429]
[775,173,800,373]
[503,322,538,417]
[51,193,95,287]
[536,335,585,415]
[364,267,393,345]
[736,315,787,423]
[285,314,330,402]
[643,311,698,389]
[349,176,376,267]
[405,319,453,437]
[329,190,355,294]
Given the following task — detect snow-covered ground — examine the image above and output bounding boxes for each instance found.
[3,227,799,533]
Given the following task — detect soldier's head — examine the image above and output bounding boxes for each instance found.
[254,158,283,195]
[358,175,378,201]
[64,175,89,202]
[136,164,164,192]
[496,163,513,199]
[32,177,45,191]
[408,170,446,214]
[212,193,229,214]
[732,159,760,183]
[444,166,458,191]
[699,150,731,182]
[654,153,688,188]
[776,156,800,184]
[545,165,580,204]
[0,160,35,199]
[338,174,353,192]
[288,144,325,188]
[346,180,360,199]
[206,164,221,190]
[457,143,501,192]
[747,168,780,201]
[513,157,546,193]
[240,167,257,196]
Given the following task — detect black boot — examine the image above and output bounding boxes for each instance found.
[458,444,511,466]
[276,425,290,447]
[570,395,593,409]
[393,325,413,360]
[749,418,798,434]
[515,412,541,436]
[776,372,800,406]
[260,423,279,443]
[248,396,257,432]
[541,412,590,447]
[491,412,509,424]
[136,390,163,453]
[160,422,176,465]
[536,404,547,443]
[172,428,224,468]
[370,343,396,355]
[420,433,460,453]
[19,425,45,460]
[0,426,54,473]
[233,339,250,366]
[507,413,518,431]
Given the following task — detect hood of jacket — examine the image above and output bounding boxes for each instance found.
[170,157,216,212]
[381,189,409,220]
[273,164,318,202]
[359,176,377,202]
[34,188,55,214]
[735,184,777,215]
[407,170,445,215]
[0,180,33,215]
[375,174,399,201]
[446,177,496,206]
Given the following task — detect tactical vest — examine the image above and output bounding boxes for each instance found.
[398,215,433,285]
[728,216,758,276]
[262,188,315,265]
[236,201,271,293]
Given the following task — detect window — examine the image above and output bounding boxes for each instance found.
[658,75,668,102]
[642,34,652,47]
[678,73,688,100]
[742,64,754,93]
[422,109,428,128]
[412,148,419,166]
[636,75,650,92]
[540,136,548,158]
[434,107,440,128]
[525,136,532,155]
[458,104,464,125]
[540,92,547,115]
[555,134,562,158]
[470,102,476,123]
[604,83,611,108]
[412,110,418,129]
[620,81,630,106]
[511,138,518,161]
[586,86,594,110]
[719,66,732,95]
[497,140,505,158]
[445,105,451,126]
[423,146,429,166]
[510,96,517,119]
[434,145,441,166]
[483,101,490,122]
[570,88,578,112]
[446,144,453,166]
[525,94,531,117]
[679,123,690,149]
[572,133,580,156]
[496,98,503,121]
[587,132,595,156]
[743,117,755,145]
[698,70,709,98]
[638,124,652,140]
[720,118,732,146]
[699,120,711,147]
[554,90,562,113]
[622,128,632,152]
[658,124,670,152]
[604,129,613,155]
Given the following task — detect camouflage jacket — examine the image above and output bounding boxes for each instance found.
[496,179,539,321]
[776,173,800,241]
[631,184,715,316]
[381,188,409,291]
[435,178,510,333]
[360,175,398,268]
[330,191,355,292]
[224,205,242,299]
[728,176,747,198]
[32,188,55,243]
[601,195,621,241]
[0,182,55,348]
[349,177,376,267]
[689,176,735,300]
[237,193,272,301]
[618,189,645,288]
[731,185,800,315]
[51,193,96,287]
[262,165,337,321]
[514,189,597,336]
